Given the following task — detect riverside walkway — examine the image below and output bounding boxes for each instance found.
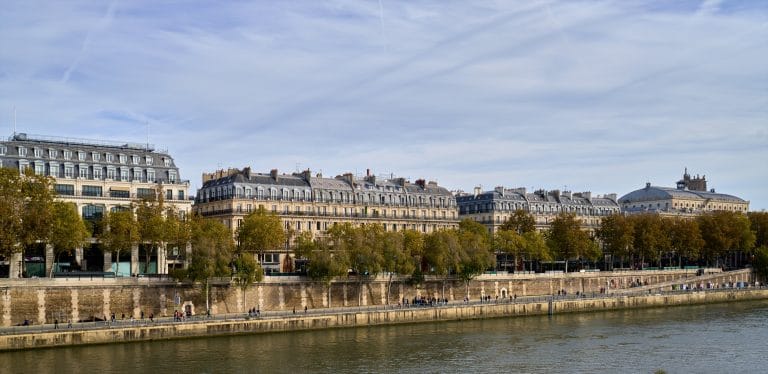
[1,284,763,338]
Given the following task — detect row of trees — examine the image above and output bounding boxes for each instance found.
[294,220,496,304]
[597,211,758,269]
[0,169,89,276]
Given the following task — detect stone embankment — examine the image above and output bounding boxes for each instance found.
[1,287,766,352]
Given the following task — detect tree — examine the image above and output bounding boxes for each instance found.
[666,218,704,267]
[296,231,347,306]
[0,168,24,262]
[630,214,668,268]
[752,246,768,282]
[100,210,139,276]
[237,207,286,268]
[135,193,167,274]
[233,253,263,312]
[596,214,634,269]
[521,231,552,271]
[748,212,768,249]
[380,231,417,304]
[423,229,462,299]
[48,202,90,276]
[494,229,524,271]
[19,169,56,253]
[165,209,192,273]
[500,209,536,234]
[547,213,600,272]
[458,220,495,296]
[344,224,384,306]
[698,211,755,267]
[186,215,234,282]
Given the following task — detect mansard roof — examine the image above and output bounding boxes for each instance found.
[619,185,746,204]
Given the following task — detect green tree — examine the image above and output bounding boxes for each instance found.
[135,193,167,274]
[423,229,462,298]
[752,246,768,282]
[381,231,417,304]
[237,207,286,269]
[19,169,56,253]
[596,214,634,269]
[100,209,139,276]
[186,215,233,282]
[494,229,524,271]
[458,220,495,296]
[630,214,669,268]
[698,211,755,267]
[233,253,263,312]
[0,168,24,262]
[666,218,704,267]
[345,224,384,306]
[521,231,552,271]
[500,209,536,234]
[748,212,768,249]
[48,202,90,276]
[296,231,348,306]
[547,213,600,272]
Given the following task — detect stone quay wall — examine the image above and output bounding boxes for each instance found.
[0,269,751,327]
[1,287,766,352]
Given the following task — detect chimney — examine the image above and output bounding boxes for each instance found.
[581,191,591,200]
[415,179,426,188]
[473,186,482,197]
[336,173,355,186]
[270,169,278,180]
[494,186,504,194]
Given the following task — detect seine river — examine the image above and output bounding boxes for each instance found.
[4,300,768,373]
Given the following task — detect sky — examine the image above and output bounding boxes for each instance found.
[1,1,766,210]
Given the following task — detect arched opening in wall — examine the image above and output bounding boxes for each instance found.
[500,288,508,298]
[183,302,195,317]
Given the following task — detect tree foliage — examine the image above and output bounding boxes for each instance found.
[186,215,234,282]
[237,207,286,258]
[100,209,140,276]
[49,202,90,274]
[499,209,536,234]
[748,212,768,249]
[697,211,755,263]
[547,213,600,271]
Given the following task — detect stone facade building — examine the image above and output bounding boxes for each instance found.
[619,169,749,216]
[194,167,459,273]
[0,133,192,277]
[456,186,621,234]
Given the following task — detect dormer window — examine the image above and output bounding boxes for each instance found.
[48,149,57,158]
[92,152,100,162]
[163,158,171,167]
[106,153,114,163]
[63,150,72,160]
[145,156,153,165]
[132,155,140,165]
[119,154,127,164]
[78,151,86,161]
[0,145,6,155]
[34,148,42,158]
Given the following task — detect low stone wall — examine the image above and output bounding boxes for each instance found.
[0,269,751,327]
[2,288,766,352]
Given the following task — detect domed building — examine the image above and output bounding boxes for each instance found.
[619,169,749,216]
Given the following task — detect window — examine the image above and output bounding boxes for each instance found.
[119,154,127,164]
[82,185,102,197]
[168,170,177,183]
[18,160,29,172]
[64,164,74,178]
[120,168,129,181]
[166,189,173,200]
[132,155,139,165]
[49,162,59,177]
[106,167,115,180]
[137,188,154,198]
[63,150,72,160]
[18,146,26,157]
[133,168,142,181]
[92,152,100,162]
[78,151,86,161]
[54,184,75,196]
[82,204,105,222]
[92,166,102,180]
[48,149,57,158]
[147,169,155,182]
[34,148,42,158]
[163,158,171,167]
[110,189,129,198]
[106,153,114,163]
[259,253,279,264]
[0,145,5,155]
[145,156,153,165]
[78,165,88,178]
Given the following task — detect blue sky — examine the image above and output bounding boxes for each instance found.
[1,0,766,210]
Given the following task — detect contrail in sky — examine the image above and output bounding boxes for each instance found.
[61,1,117,83]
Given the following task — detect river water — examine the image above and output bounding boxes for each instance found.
[4,300,768,374]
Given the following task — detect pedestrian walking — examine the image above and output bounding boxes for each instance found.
[54,319,59,329]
